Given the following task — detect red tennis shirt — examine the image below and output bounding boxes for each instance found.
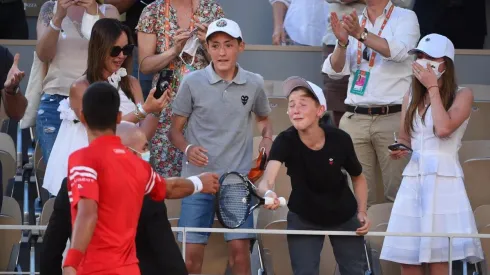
[67,135,166,275]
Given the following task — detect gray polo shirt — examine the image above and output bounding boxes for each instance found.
[172,64,271,178]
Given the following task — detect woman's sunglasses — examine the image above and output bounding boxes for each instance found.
[110,44,135,57]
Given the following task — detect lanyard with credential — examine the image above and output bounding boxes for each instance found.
[356,4,395,71]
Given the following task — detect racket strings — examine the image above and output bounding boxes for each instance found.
[218,176,251,228]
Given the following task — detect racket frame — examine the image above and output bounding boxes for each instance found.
[215,171,265,229]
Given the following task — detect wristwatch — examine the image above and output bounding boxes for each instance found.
[358,28,368,42]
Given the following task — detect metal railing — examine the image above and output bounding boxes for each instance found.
[0,224,488,275]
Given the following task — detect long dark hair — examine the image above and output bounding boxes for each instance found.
[86,18,135,103]
[404,56,457,137]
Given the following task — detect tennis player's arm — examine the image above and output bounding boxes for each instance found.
[69,199,98,254]
[145,167,193,200]
[165,177,195,199]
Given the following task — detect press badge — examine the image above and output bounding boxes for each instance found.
[350,70,370,96]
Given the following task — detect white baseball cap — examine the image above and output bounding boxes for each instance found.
[408,33,455,61]
[206,18,243,41]
[283,76,327,112]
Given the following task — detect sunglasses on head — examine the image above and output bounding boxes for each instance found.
[110,44,135,57]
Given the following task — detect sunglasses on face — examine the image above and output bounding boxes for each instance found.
[110,44,135,57]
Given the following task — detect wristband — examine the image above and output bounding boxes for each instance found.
[50,19,62,32]
[63,248,84,269]
[262,136,273,141]
[264,190,274,197]
[184,144,193,156]
[188,176,203,194]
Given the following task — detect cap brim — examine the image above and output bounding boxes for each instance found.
[283,77,315,98]
[205,30,241,40]
[408,48,443,59]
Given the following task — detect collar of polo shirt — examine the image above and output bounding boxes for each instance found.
[205,62,247,85]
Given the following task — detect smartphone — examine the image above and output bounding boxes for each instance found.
[154,70,174,99]
[388,143,413,152]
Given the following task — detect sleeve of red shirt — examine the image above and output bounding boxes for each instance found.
[144,163,166,201]
[67,150,100,206]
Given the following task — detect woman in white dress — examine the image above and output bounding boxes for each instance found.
[380,34,484,274]
[43,18,169,195]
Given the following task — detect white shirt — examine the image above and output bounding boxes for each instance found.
[270,0,328,46]
[322,1,420,106]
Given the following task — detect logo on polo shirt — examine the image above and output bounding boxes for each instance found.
[241,95,249,105]
[329,158,334,165]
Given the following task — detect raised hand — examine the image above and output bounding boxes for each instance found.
[4,53,25,94]
[331,12,349,45]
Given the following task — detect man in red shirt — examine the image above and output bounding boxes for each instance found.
[62,82,219,275]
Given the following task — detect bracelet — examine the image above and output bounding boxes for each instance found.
[63,248,84,269]
[137,103,148,116]
[184,144,193,156]
[188,176,203,194]
[263,136,273,141]
[49,19,62,32]
[337,39,349,49]
[427,85,439,92]
[133,106,146,121]
[264,190,274,197]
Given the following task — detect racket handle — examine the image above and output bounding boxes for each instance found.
[264,197,287,206]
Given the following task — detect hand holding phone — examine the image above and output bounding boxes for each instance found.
[154,70,174,99]
[388,143,413,152]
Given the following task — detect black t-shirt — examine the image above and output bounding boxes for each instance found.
[269,125,362,226]
[0,45,14,91]
[124,0,156,45]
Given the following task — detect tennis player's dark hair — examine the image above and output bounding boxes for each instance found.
[82,82,120,132]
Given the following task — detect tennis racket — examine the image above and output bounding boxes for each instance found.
[215,171,286,229]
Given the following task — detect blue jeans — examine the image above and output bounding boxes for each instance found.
[177,192,255,244]
[132,47,154,100]
[35,94,66,162]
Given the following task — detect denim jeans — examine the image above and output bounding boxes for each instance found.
[132,47,154,100]
[35,94,67,162]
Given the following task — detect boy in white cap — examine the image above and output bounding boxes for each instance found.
[258,76,370,275]
[168,18,273,275]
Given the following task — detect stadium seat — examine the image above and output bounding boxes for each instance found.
[463,102,490,141]
[459,140,490,164]
[463,158,490,210]
[0,133,16,162]
[0,215,22,272]
[260,220,337,275]
[478,225,490,273]
[40,198,55,227]
[474,205,490,231]
[366,223,401,275]
[263,80,284,98]
[252,97,291,137]
[0,196,21,225]
[367,203,393,229]
[0,133,16,196]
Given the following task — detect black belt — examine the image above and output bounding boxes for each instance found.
[346,104,402,115]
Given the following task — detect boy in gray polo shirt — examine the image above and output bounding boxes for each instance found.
[168,18,273,275]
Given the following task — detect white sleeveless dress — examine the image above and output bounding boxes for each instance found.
[380,90,484,264]
[43,72,136,195]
